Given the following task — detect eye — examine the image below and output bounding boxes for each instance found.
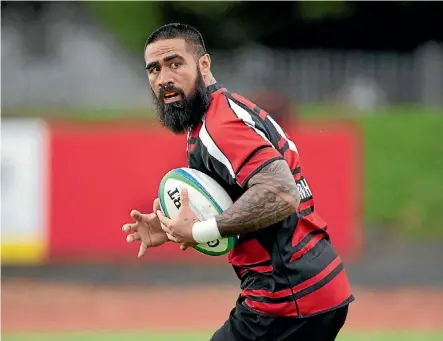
[149,66,161,75]
[170,62,180,69]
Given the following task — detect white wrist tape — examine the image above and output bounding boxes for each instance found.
[192,217,222,244]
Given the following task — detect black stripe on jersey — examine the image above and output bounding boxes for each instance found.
[243,263,344,304]
[300,197,313,204]
[285,239,337,285]
[243,292,296,304]
[253,105,262,115]
[240,238,338,293]
[291,230,326,254]
[233,258,273,270]
[278,141,289,155]
[261,116,290,151]
[188,137,198,145]
[282,211,299,229]
[293,263,344,299]
[239,271,295,293]
[298,207,314,218]
[292,167,301,174]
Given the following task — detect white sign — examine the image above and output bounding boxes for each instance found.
[1,118,48,246]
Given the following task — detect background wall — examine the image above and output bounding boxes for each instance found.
[2,2,443,340]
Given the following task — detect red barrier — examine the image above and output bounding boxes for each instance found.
[48,120,363,264]
[287,121,364,263]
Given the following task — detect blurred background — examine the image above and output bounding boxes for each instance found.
[1,1,443,341]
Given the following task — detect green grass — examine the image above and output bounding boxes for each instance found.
[360,113,443,238]
[300,105,443,239]
[3,331,443,341]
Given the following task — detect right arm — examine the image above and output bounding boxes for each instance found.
[215,159,300,238]
[201,96,299,236]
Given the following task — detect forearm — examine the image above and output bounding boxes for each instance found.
[214,159,300,238]
[215,182,299,238]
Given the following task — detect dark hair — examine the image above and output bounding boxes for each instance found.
[144,23,207,57]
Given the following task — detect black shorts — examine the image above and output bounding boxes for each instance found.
[209,301,349,341]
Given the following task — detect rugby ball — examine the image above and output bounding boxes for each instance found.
[158,167,236,256]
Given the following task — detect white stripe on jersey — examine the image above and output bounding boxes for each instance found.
[266,115,298,153]
[227,98,275,148]
[199,121,236,179]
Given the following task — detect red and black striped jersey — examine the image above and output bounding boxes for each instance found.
[187,83,354,318]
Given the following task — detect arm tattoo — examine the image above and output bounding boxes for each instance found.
[215,159,300,238]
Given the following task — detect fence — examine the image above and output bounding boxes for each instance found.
[212,42,443,108]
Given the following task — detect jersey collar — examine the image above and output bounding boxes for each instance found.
[207,82,226,96]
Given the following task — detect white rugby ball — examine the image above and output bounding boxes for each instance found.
[158,167,236,256]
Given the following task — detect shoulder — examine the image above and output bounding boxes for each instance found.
[210,89,259,112]
[205,90,261,129]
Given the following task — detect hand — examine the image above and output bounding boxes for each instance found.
[122,198,169,258]
[156,188,199,246]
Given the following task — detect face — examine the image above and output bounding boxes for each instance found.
[145,38,212,134]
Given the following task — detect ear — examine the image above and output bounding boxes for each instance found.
[198,53,211,77]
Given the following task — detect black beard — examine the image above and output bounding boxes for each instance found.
[152,69,211,134]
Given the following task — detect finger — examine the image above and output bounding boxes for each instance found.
[153,198,161,212]
[156,210,170,225]
[122,223,137,233]
[180,187,190,206]
[126,232,140,243]
[181,243,189,251]
[160,222,172,234]
[166,232,179,243]
[130,210,146,223]
[146,212,159,221]
[138,243,147,258]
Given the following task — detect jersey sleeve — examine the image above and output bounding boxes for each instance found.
[202,96,284,188]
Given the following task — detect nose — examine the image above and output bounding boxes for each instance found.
[157,68,174,90]
[158,81,174,93]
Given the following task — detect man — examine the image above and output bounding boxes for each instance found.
[122,23,354,341]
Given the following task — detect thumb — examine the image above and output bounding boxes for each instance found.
[153,198,161,212]
[180,187,190,206]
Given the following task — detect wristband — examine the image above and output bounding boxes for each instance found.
[192,217,222,244]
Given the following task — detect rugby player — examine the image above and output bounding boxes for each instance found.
[122,23,354,341]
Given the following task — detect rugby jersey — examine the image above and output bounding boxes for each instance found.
[187,83,354,317]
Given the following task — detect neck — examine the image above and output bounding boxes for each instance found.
[204,73,217,86]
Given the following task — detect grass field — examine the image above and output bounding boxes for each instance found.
[3,331,443,341]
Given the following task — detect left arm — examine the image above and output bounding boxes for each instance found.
[216,159,300,238]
